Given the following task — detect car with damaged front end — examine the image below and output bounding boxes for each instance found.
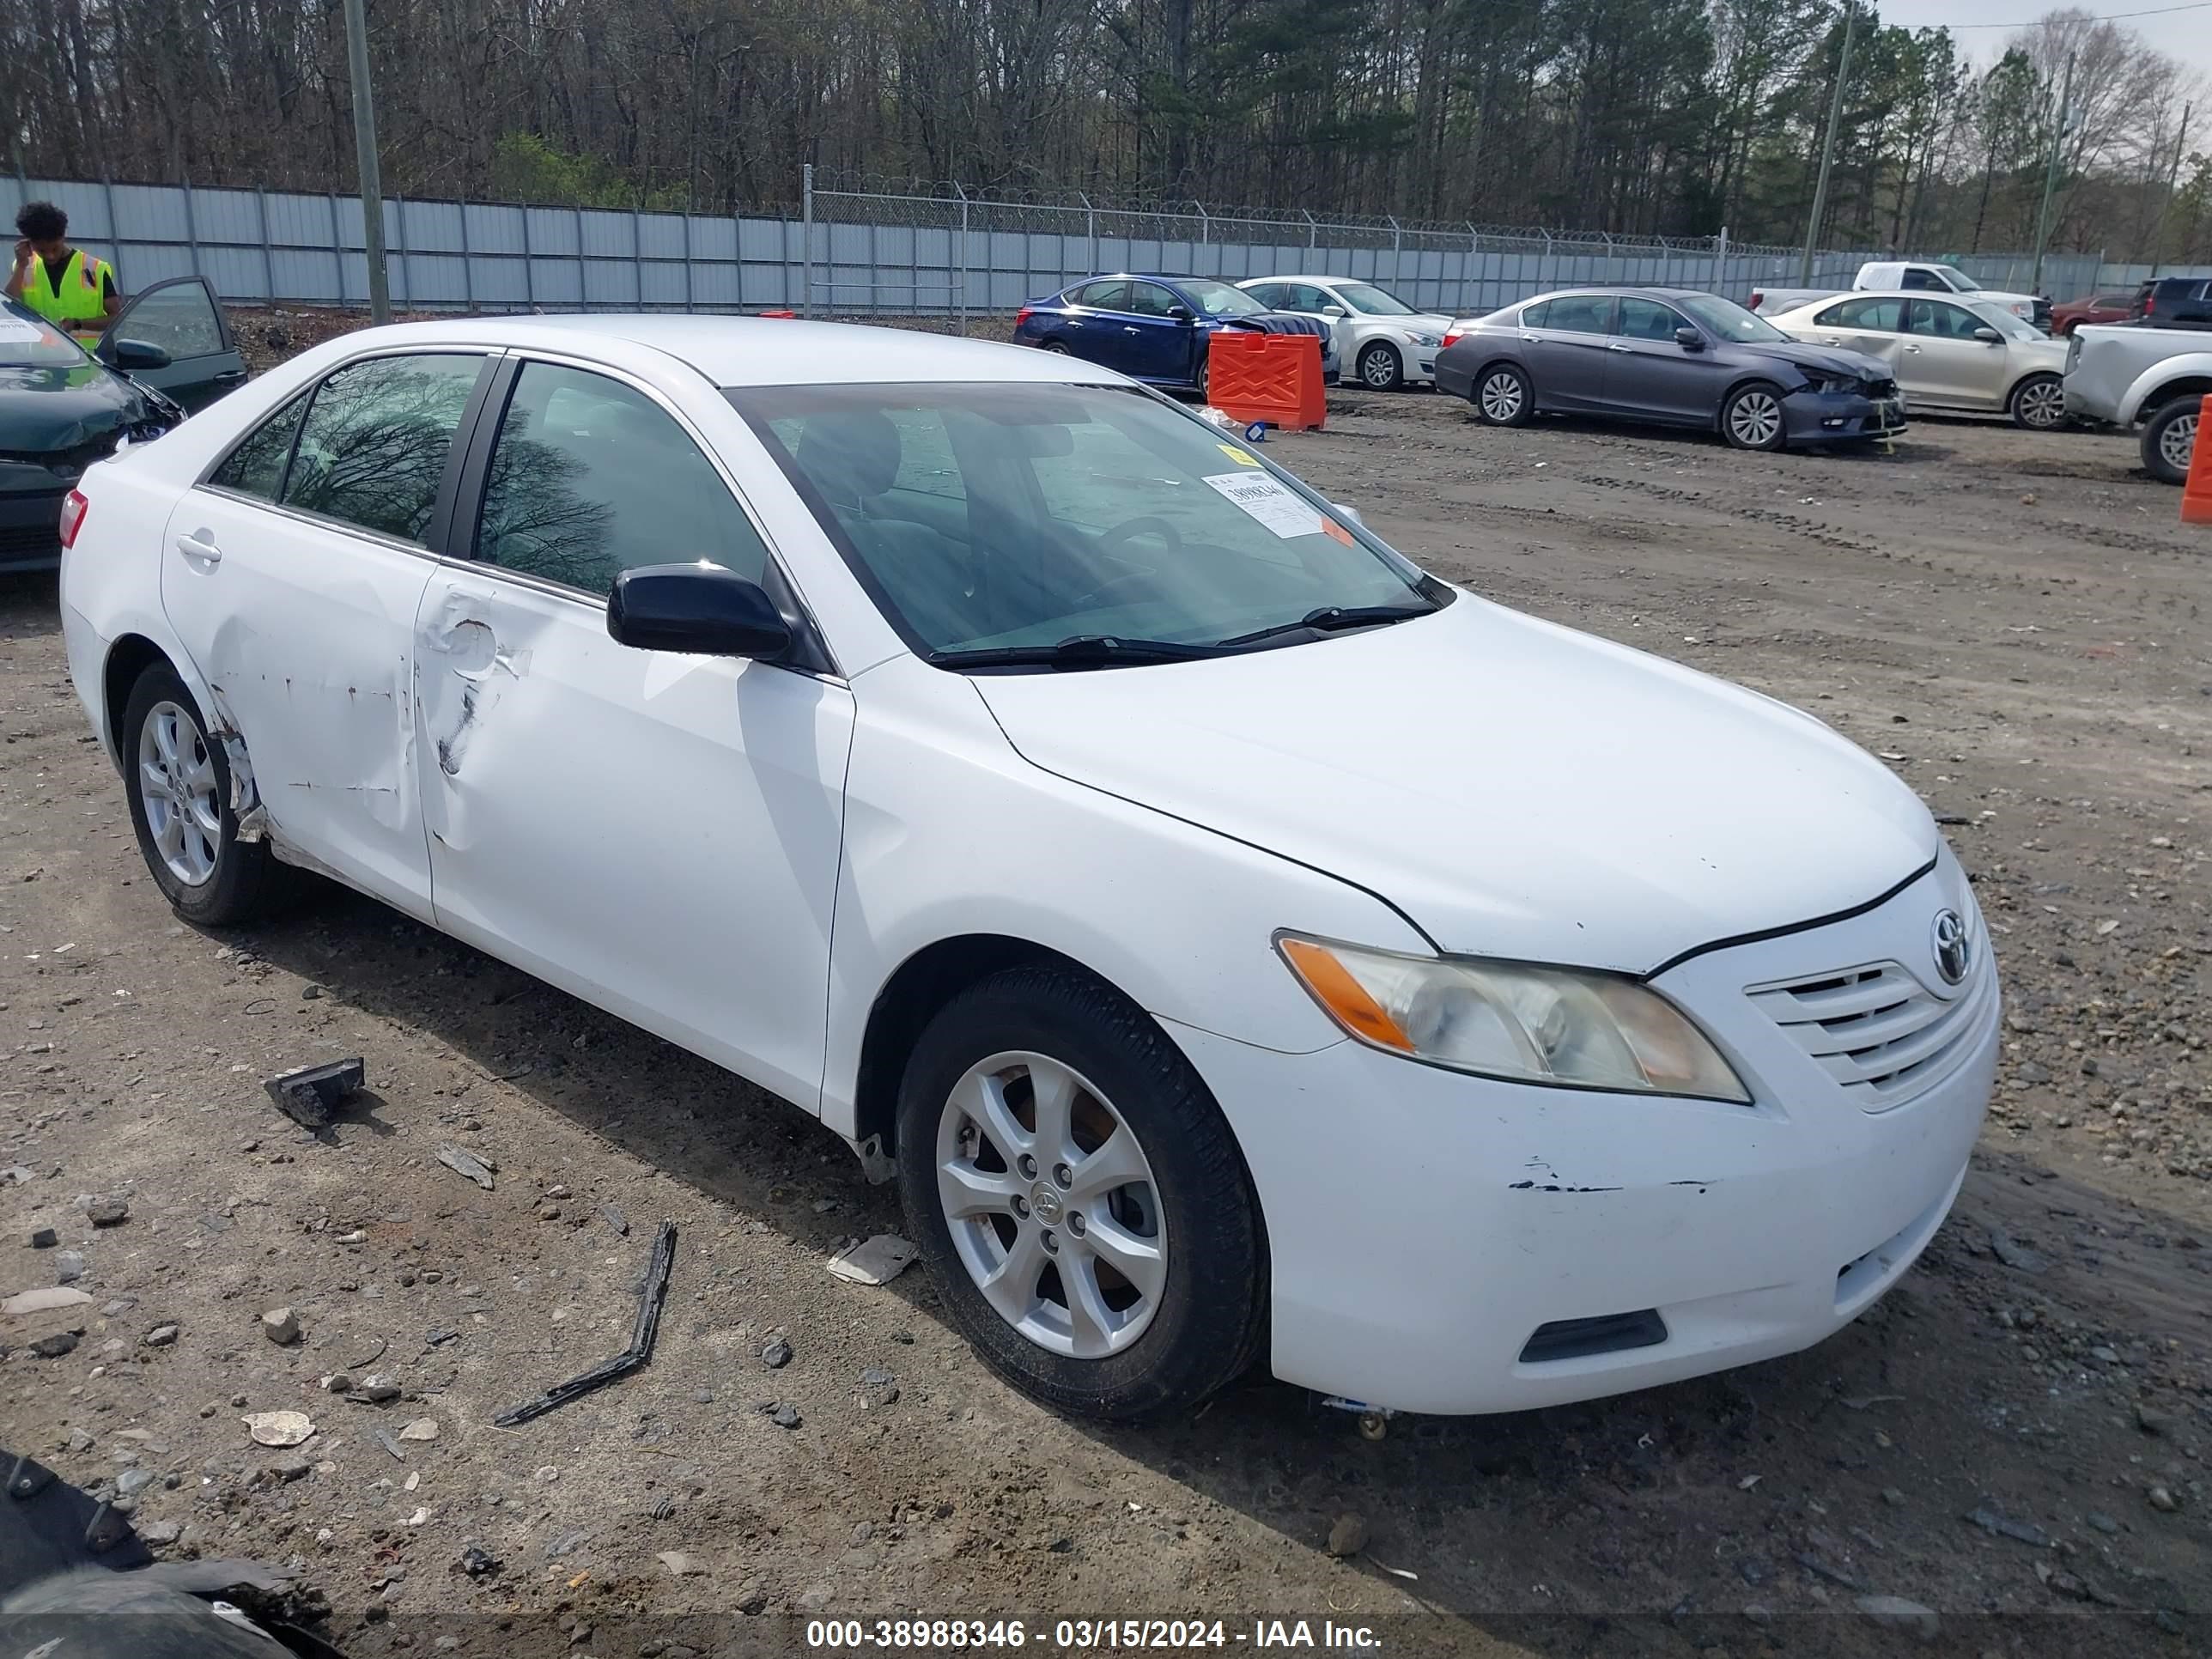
[58,315,1999,1426]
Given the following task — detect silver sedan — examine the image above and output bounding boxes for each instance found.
[1237,276,1452,390]
[1762,292,2071,429]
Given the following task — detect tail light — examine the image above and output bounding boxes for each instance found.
[1441,331,1462,349]
[1749,290,1765,311]
[1014,307,1033,329]
[2144,292,2155,316]
[58,489,89,550]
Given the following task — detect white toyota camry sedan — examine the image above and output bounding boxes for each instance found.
[58,316,1998,1423]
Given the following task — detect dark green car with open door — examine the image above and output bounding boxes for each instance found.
[1,276,246,571]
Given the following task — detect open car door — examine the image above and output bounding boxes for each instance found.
[95,276,246,413]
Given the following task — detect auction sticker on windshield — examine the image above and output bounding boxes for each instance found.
[0,317,50,344]
[1202,471,1323,538]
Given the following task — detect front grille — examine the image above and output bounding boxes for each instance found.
[1748,942,1993,1109]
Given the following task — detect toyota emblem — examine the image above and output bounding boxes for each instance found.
[1931,909,1970,986]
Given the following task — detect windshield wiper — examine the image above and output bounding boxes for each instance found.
[1216,604,1433,650]
[927,635,1225,671]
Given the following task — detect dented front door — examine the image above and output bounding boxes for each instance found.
[411,570,855,1110]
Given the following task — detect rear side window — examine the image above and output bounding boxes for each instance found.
[1519,300,1551,328]
[209,393,308,500]
[1243,283,1283,308]
[1072,281,1128,310]
[475,362,770,596]
[281,354,483,543]
[1824,297,1903,331]
[1545,295,1613,335]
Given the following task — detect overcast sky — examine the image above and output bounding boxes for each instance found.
[1872,0,2212,81]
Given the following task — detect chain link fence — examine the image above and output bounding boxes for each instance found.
[7,165,2161,325]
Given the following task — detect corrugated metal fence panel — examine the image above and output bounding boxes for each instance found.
[8,173,2192,320]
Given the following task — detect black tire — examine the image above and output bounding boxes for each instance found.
[1357,341,1404,391]
[2008,371,2066,431]
[1721,380,1788,452]
[1472,362,1533,426]
[1039,339,1070,355]
[1193,351,1211,401]
[896,964,1267,1422]
[2141,396,2200,486]
[120,663,299,926]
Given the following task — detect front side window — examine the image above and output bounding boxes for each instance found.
[476,362,769,596]
[735,382,1443,665]
[1905,299,1978,338]
[1122,283,1183,319]
[116,281,225,360]
[1615,298,1686,342]
[1286,283,1336,313]
[209,392,308,500]
[281,354,482,542]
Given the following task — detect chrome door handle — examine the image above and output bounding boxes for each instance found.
[1520,332,1539,343]
[1818,336,1842,345]
[1904,344,1922,353]
[1607,342,1631,352]
[173,530,222,564]
[1124,326,1140,335]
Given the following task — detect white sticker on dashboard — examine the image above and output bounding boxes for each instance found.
[1201,471,1323,539]
[0,317,49,343]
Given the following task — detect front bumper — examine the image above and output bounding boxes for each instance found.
[1782,387,1908,444]
[0,480,68,573]
[1174,857,1996,1416]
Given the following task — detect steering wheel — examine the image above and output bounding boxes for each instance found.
[1071,515,1183,610]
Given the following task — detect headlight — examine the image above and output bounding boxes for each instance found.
[2009,301,2033,319]
[1808,375,1858,396]
[1277,936,1751,1101]
[1407,332,1442,349]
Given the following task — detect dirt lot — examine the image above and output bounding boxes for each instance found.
[3,333,2209,1658]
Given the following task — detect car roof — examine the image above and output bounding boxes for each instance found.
[1516,286,1711,301]
[303,313,1127,388]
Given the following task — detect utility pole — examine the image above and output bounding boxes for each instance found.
[2148,100,2191,277]
[2028,48,2075,296]
[1798,0,1857,288]
[343,0,391,324]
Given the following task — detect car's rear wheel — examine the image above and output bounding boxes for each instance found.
[2008,372,2066,431]
[1358,341,1404,391]
[1474,363,1532,426]
[896,964,1267,1422]
[2141,396,2199,486]
[1722,383,1787,451]
[1040,340,1070,355]
[120,664,296,926]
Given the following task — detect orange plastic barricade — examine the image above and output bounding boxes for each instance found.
[1206,331,1327,431]
[2185,393,2212,526]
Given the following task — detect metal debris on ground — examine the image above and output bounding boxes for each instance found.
[492,1221,676,1427]
[263,1057,365,1129]
[826,1233,917,1285]
[436,1145,497,1190]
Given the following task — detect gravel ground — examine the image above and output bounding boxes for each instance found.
[3,321,2209,1657]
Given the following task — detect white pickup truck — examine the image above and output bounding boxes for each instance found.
[1752,261,2051,331]
[2065,323,2212,484]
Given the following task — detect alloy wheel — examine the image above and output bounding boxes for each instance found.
[2160,410,2197,475]
[935,1050,1167,1359]
[1360,344,1400,389]
[1728,391,1782,447]
[1480,371,1523,422]
[137,700,222,887]
[2016,379,2065,429]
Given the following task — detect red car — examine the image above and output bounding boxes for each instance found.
[2050,289,2142,334]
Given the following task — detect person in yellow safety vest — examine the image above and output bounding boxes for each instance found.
[7,200,123,347]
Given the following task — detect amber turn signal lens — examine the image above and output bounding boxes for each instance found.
[1279,938,1413,1052]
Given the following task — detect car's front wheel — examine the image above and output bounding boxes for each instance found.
[1722,382,1788,451]
[1474,362,1533,426]
[1358,341,1404,391]
[2141,396,2200,486]
[896,964,1267,1422]
[2008,372,2066,431]
[120,664,296,926]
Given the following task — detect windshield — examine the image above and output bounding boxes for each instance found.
[1180,279,1268,318]
[0,301,92,368]
[732,382,1443,664]
[1678,294,1789,343]
[1966,301,2041,341]
[1336,283,1419,317]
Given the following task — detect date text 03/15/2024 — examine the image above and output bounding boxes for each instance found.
[805,1620,1384,1650]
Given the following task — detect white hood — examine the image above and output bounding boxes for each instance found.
[974,598,1938,973]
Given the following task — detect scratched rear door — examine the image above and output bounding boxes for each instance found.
[411,352,854,1111]
[160,349,495,919]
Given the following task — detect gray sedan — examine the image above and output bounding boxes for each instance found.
[1434,288,1906,451]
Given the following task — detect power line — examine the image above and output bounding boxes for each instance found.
[1942,0,2212,27]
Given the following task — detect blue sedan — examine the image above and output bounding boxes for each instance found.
[1012,274,1336,398]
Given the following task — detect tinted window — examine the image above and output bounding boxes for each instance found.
[281,354,481,542]
[1615,298,1685,342]
[738,382,1437,659]
[1544,295,1613,335]
[1899,268,1941,290]
[209,393,308,499]
[116,281,225,359]
[1073,281,1128,310]
[1122,283,1182,318]
[1824,297,1903,331]
[476,362,769,596]
[1519,300,1551,328]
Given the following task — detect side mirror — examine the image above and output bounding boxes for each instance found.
[109,338,173,371]
[1166,305,1194,323]
[1674,326,1705,351]
[1972,326,2002,344]
[1321,305,1346,319]
[607,563,791,659]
